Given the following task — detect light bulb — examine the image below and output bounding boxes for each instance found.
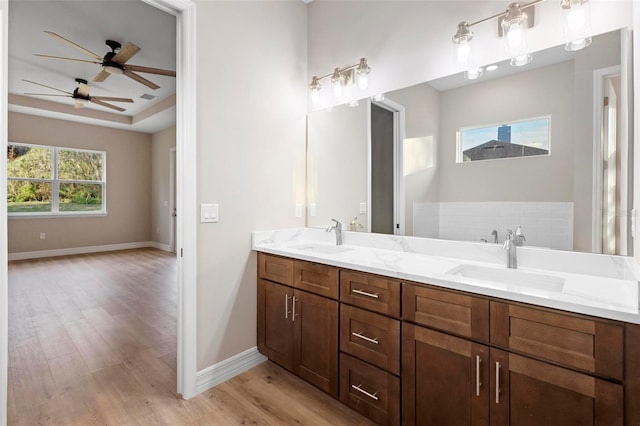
[311,88,320,103]
[332,80,343,97]
[456,42,471,64]
[566,8,586,31]
[507,23,524,48]
[358,74,368,90]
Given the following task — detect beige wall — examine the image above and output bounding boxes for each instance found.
[195,1,307,370]
[307,103,368,229]
[8,112,151,253]
[387,83,440,235]
[438,60,575,203]
[151,125,176,249]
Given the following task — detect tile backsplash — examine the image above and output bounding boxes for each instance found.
[413,201,573,251]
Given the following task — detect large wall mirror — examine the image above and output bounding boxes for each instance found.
[306,28,633,255]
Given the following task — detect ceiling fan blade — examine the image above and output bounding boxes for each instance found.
[93,69,110,83]
[24,93,72,98]
[44,31,103,61]
[123,70,160,90]
[126,64,176,77]
[22,79,72,95]
[77,83,90,98]
[90,96,134,103]
[34,54,102,65]
[91,99,126,112]
[112,42,140,65]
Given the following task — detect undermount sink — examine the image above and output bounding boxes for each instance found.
[446,264,565,293]
[288,242,354,255]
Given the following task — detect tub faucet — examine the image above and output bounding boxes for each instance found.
[326,219,343,246]
[503,229,517,269]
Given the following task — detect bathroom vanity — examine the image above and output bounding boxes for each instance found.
[254,228,640,425]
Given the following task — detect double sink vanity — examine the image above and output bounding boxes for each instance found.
[253,227,640,425]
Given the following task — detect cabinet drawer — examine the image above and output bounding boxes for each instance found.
[294,260,339,299]
[258,253,294,285]
[339,353,400,426]
[402,282,489,342]
[340,271,401,318]
[340,304,400,375]
[490,301,623,381]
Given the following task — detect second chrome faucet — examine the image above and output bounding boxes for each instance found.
[502,225,525,269]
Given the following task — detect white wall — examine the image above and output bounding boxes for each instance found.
[195,1,307,370]
[307,0,631,110]
[151,125,176,249]
[307,103,368,229]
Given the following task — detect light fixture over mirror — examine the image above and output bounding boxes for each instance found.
[309,58,371,104]
[452,21,474,66]
[561,0,592,51]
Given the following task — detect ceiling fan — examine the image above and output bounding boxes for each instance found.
[23,78,134,112]
[35,31,176,90]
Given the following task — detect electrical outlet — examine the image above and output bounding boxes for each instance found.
[39,233,46,240]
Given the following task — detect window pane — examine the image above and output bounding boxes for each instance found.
[7,144,52,178]
[59,183,103,212]
[458,117,550,162]
[7,180,52,213]
[58,149,103,181]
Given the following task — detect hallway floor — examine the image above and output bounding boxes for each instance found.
[8,249,371,425]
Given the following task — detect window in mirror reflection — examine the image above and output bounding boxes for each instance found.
[456,116,550,162]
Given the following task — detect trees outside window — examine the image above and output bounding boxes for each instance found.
[7,143,105,215]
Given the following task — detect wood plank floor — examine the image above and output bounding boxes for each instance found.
[8,248,373,425]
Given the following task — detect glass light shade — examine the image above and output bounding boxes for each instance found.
[510,54,532,67]
[356,58,370,90]
[501,4,529,57]
[357,74,369,90]
[562,1,592,51]
[456,41,471,65]
[331,68,344,98]
[464,67,483,80]
[310,87,320,103]
[452,21,474,66]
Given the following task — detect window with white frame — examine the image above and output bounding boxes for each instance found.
[7,143,106,216]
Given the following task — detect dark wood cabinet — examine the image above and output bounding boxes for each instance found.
[403,322,489,426]
[258,255,338,397]
[490,348,623,426]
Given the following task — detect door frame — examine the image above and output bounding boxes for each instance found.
[0,1,199,421]
[368,98,406,235]
[169,146,177,253]
[141,0,198,400]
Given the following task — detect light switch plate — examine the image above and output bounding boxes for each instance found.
[359,202,367,215]
[201,204,219,223]
[295,203,303,218]
[309,203,317,217]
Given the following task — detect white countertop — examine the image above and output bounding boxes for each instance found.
[252,228,640,324]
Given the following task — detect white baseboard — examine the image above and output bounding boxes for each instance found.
[8,241,164,261]
[148,241,173,252]
[195,347,267,395]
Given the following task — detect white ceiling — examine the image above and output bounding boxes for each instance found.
[8,0,176,134]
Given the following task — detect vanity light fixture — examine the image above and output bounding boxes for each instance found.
[561,0,592,51]
[452,21,474,66]
[309,58,371,104]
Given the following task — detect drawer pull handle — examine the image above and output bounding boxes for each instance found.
[352,331,379,345]
[351,384,379,401]
[352,288,379,299]
[495,362,501,404]
[475,355,482,397]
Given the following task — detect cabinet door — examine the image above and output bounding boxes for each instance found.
[293,289,339,397]
[490,348,623,426]
[403,323,489,426]
[257,279,294,370]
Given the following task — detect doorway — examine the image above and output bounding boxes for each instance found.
[369,99,406,235]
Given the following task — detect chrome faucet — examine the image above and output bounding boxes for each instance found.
[503,229,517,269]
[326,219,343,246]
[491,229,498,244]
[514,225,526,247]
